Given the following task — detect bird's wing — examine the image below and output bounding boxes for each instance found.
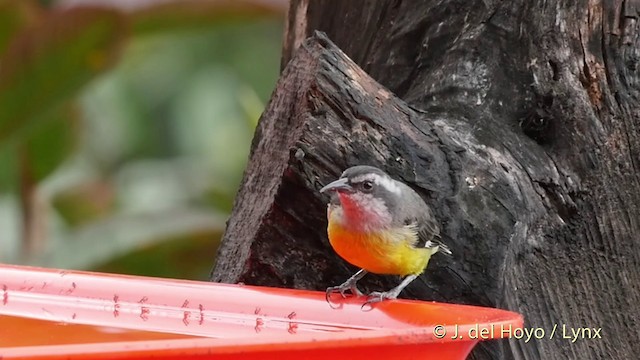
[406,210,440,248]
[397,182,451,255]
[416,208,453,255]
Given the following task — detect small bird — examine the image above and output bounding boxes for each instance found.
[320,165,451,304]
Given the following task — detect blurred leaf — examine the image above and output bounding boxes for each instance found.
[52,179,115,226]
[204,185,236,213]
[0,6,127,143]
[0,145,18,192]
[237,84,264,128]
[93,230,223,281]
[28,208,226,271]
[129,0,286,35]
[0,0,40,54]
[22,105,78,182]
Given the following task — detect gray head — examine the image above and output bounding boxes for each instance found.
[320,165,407,230]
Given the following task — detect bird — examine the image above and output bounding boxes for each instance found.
[320,165,451,304]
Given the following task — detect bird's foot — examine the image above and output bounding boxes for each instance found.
[325,269,368,304]
[325,282,364,303]
[364,290,400,305]
[363,274,417,308]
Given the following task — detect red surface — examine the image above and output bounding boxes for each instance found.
[0,264,523,359]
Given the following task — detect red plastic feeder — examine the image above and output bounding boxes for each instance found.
[0,264,522,359]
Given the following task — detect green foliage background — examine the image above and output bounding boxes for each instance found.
[0,0,285,280]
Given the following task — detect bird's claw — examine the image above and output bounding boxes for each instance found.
[325,284,363,303]
[325,269,368,306]
[363,291,398,306]
[325,286,344,302]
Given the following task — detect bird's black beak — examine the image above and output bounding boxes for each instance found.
[320,178,353,193]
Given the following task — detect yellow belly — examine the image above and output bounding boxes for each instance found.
[327,221,433,276]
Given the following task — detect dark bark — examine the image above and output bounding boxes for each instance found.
[213,1,640,359]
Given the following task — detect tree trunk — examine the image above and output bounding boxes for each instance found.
[212,1,640,359]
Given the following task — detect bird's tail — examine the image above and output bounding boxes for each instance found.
[425,237,452,256]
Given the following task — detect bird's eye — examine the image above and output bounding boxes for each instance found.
[361,180,374,192]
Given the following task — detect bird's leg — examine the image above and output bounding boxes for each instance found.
[326,269,368,302]
[365,274,418,304]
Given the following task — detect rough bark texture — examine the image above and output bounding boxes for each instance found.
[212,1,640,359]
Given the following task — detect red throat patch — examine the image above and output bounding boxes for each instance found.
[337,192,390,228]
[337,192,363,219]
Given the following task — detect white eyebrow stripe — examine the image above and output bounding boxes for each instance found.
[377,175,402,194]
[351,173,401,194]
[350,174,371,183]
